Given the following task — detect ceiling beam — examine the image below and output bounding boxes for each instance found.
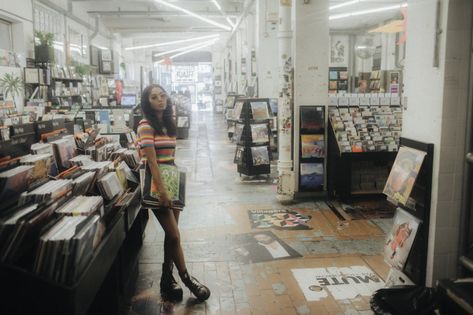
[87,10,238,18]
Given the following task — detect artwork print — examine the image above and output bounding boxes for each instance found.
[383,146,426,205]
[330,35,349,67]
[301,135,325,158]
[300,106,324,131]
[250,102,270,120]
[384,208,421,270]
[300,163,323,190]
[248,209,312,230]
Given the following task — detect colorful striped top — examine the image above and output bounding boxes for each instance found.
[136,119,176,163]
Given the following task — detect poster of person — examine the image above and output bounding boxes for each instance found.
[383,146,426,205]
[330,35,349,67]
[300,163,324,190]
[291,266,385,301]
[384,208,421,270]
[301,135,325,158]
[233,231,301,264]
[248,209,312,230]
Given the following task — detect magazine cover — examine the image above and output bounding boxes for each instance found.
[251,146,269,166]
[300,107,325,131]
[300,163,324,190]
[250,124,269,144]
[233,101,244,120]
[248,209,312,230]
[383,146,426,205]
[384,208,421,270]
[250,101,270,120]
[301,135,325,158]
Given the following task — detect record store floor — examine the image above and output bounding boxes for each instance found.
[127,111,393,315]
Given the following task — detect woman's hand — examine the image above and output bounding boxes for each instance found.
[159,190,173,208]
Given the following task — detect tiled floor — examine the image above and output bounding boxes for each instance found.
[127,111,392,315]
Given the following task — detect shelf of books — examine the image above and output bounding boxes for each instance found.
[232,98,273,177]
[328,67,348,94]
[381,138,433,286]
[327,104,402,200]
[369,70,383,93]
[299,106,325,192]
[0,124,146,314]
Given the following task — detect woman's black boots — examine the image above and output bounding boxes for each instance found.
[160,263,183,301]
[179,270,211,301]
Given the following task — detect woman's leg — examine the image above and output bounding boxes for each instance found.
[162,209,181,267]
[154,208,186,273]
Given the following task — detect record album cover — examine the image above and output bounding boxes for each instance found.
[250,102,270,120]
[250,124,269,144]
[300,107,324,132]
[301,135,325,158]
[300,163,324,190]
[251,146,270,166]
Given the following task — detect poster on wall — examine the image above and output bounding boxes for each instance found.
[330,35,349,67]
[291,266,385,301]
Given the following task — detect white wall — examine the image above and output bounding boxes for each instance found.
[403,0,472,285]
[0,0,34,57]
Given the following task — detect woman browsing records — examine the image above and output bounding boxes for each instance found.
[137,84,210,302]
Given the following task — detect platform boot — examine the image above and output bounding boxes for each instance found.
[160,263,183,301]
[179,270,211,301]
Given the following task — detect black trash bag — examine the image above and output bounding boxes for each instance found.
[370,285,438,315]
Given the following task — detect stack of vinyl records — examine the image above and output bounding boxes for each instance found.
[115,161,138,190]
[71,171,96,196]
[31,143,59,176]
[33,214,104,284]
[0,165,34,211]
[69,155,93,166]
[121,149,140,169]
[97,172,124,200]
[50,138,77,170]
[19,179,73,205]
[56,195,104,217]
[0,200,62,265]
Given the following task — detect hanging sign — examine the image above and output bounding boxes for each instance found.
[172,65,195,83]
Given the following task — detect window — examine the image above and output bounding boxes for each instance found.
[0,19,13,51]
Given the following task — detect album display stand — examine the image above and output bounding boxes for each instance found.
[232,98,272,177]
[327,122,397,200]
[390,137,433,286]
[225,94,245,140]
[0,192,148,315]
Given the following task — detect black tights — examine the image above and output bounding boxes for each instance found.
[152,208,186,274]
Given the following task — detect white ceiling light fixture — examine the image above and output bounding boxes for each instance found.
[226,17,236,28]
[211,0,222,11]
[329,3,407,20]
[153,0,232,31]
[125,34,219,51]
[329,0,363,11]
[153,38,219,57]
[156,40,218,64]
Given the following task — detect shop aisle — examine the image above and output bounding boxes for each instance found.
[127,111,391,315]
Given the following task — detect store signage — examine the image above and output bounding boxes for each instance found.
[291,266,385,301]
[172,65,195,83]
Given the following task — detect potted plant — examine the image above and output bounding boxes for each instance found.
[34,31,55,63]
[0,73,24,107]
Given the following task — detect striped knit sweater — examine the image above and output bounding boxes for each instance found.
[136,119,175,163]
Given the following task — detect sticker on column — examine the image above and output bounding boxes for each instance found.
[291,266,385,301]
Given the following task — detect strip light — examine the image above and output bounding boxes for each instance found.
[154,38,219,57]
[156,40,217,64]
[211,0,222,11]
[329,3,407,20]
[153,0,232,31]
[329,0,362,11]
[226,17,236,28]
[125,34,219,51]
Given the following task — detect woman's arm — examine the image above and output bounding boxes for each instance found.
[142,146,172,208]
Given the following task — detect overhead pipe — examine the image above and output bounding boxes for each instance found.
[226,0,256,45]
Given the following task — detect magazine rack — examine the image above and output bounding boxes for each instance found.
[0,191,147,315]
[232,98,272,177]
[327,121,397,200]
[394,137,434,286]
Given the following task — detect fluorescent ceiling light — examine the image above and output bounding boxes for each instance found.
[156,40,217,64]
[153,0,232,31]
[211,0,222,11]
[154,38,219,57]
[125,34,219,51]
[329,0,363,11]
[226,17,236,28]
[329,3,407,20]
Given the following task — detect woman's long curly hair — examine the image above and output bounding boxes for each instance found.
[140,84,176,136]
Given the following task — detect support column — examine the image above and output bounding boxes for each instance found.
[276,0,294,202]
[256,0,279,98]
[293,0,329,193]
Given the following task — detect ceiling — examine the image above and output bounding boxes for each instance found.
[72,0,405,53]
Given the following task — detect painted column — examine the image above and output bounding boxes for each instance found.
[293,0,329,193]
[246,10,256,96]
[256,0,279,98]
[276,0,294,202]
